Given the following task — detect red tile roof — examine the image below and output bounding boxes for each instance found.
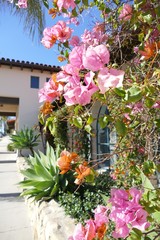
[0,57,61,73]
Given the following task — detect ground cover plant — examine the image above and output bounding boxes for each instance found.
[11,0,160,239]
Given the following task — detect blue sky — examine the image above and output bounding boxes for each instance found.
[0,6,99,67]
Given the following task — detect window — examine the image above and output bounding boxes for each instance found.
[46,78,50,82]
[30,76,39,89]
[96,106,117,169]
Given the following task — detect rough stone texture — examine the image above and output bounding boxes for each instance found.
[16,157,76,240]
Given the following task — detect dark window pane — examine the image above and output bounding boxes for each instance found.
[46,78,50,82]
[31,76,39,89]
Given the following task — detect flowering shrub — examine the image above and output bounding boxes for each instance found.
[69,188,150,240]
[13,0,160,239]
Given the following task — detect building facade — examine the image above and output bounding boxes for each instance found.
[0,57,60,131]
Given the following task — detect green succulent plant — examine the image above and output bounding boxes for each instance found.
[19,143,68,201]
[10,127,40,156]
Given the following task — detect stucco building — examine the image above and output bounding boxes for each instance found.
[0,57,60,131]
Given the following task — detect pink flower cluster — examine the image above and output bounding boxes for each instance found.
[109,188,150,239]
[56,42,124,106]
[81,23,108,47]
[69,188,150,240]
[69,205,108,240]
[38,76,64,103]
[41,21,72,49]
[16,0,27,8]
[40,23,124,106]
[119,4,132,21]
[57,0,76,11]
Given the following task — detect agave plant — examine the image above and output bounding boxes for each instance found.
[10,127,40,156]
[19,143,68,201]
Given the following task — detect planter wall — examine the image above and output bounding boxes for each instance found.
[16,157,76,240]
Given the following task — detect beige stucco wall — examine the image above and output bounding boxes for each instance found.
[0,65,52,130]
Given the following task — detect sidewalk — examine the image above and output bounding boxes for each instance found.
[0,136,34,240]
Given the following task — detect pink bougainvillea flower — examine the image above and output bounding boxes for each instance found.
[57,64,80,84]
[119,4,132,21]
[68,223,86,240]
[109,188,129,208]
[52,21,72,42]
[69,36,80,46]
[69,220,96,240]
[69,45,85,69]
[41,21,72,48]
[57,64,80,92]
[84,71,99,95]
[129,188,142,204]
[112,219,130,239]
[16,0,27,8]
[130,209,150,231]
[64,84,92,106]
[131,102,144,114]
[41,27,57,49]
[63,71,98,106]
[152,101,160,109]
[38,75,64,103]
[94,205,108,228]
[57,0,76,11]
[62,64,79,77]
[85,219,96,240]
[81,25,108,47]
[97,67,124,93]
[83,44,110,71]
[108,188,150,238]
[66,17,79,26]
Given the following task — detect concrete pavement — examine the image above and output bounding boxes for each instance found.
[0,135,34,240]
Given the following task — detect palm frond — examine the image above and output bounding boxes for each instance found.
[0,0,47,40]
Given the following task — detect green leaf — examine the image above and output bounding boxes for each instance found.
[140,171,154,190]
[125,86,142,103]
[145,98,155,108]
[128,228,142,240]
[155,119,160,128]
[87,115,94,125]
[20,188,41,197]
[99,115,109,129]
[100,194,109,203]
[50,183,59,196]
[20,169,43,181]
[19,180,53,191]
[115,120,127,137]
[73,117,83,128]
[114,87,125,97]
[143,161,156,176]
[34,164,53,181]
[138,33,144,42]
[155,6,160,17]
[142,13,152,24]
[113,0,119,5]
[71,8,78,17]
[84,124,92,134]
[82,0,88,6]
[152,211,160,223]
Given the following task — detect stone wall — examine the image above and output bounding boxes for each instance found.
[16,157,76,240]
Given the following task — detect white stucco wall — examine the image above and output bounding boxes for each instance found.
[0,65,52,130]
